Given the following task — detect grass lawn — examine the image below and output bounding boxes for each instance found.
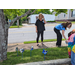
[9,25,23,28]
[71,21,75,24]
[24,39,65,44]
[0,47,68,65]
[56,21,75,24]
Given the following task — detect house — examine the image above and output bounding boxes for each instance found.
[55,9,75,21]
[27,14,55,23]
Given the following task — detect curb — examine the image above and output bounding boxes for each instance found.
[17,58,71,65]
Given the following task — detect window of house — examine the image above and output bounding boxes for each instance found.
[64,14,66,17]
[71,11,75,17]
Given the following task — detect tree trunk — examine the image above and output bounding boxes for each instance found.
[0,9,36,62]
[0,9,7,62]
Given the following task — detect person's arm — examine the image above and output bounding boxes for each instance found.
[62,30,67,40]
[62,30,68,43]
[35,20,38,33]
[43,18,46,24]
[35,26,38,33]
[42,15,46,24]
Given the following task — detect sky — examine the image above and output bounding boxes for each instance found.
[50,9,53,12]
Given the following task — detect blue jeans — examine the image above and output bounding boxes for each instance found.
[71,51,75,65]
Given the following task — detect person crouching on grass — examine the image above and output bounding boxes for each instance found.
[35,13,46,46]
[54,21,72,47]
[68,29,75,65]
[68,31,74,58]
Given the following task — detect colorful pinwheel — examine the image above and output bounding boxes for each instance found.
[16,47,18,56]
[30,46,34,56]
[20,48,25,59]
[42,49,48,61]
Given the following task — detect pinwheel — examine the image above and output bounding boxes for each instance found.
[16,47,18,56]
[30,46,33,56]
[42,49,48,61]
[20,48,25,59]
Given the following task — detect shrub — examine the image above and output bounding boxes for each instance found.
[47,20,56,22]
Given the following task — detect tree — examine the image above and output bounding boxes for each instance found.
[0,9,36,62]
[33,9,51,14]
[53,9,68,16]
[4,9,26,26]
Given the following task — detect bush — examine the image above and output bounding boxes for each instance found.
[19,19,22,25]
[47,20,56,22]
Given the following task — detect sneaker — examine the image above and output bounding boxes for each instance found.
[42,42,44,45]
[58,45,61,47]
[37,44,39,46]
[56,45,58,46]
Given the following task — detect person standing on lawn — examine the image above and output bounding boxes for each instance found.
[54,21,72,47]
[35,13,46,46]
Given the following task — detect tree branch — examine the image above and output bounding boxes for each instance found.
[9,9,32,26]
[30,9,37,15]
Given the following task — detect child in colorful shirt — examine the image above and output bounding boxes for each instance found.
[68,31,73,58]
[68,29,75,65]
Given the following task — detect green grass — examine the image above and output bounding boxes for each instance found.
[9,25,23,28]
[71,21,75,24]
[47,21,56,22]
[24,39,65,44]
[56,21,75,24]
[0,47,68,65]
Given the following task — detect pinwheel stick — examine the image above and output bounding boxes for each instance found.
[30,50,32,56]
[17,51,18,56]
[22,52,23,59]
[16,48,18,56]
[44,54,45,61]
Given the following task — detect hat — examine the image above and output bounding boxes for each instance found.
[72,29,75,32]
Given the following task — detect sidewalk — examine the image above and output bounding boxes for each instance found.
[17,58,71,65]
[7,41,67,52]
[22,23,58,28]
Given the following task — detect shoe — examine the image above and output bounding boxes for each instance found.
[42,42,44,45]
[58,45,61,47]
[37,44,39,46]
[69,55,71,58]
[56,45,58,46]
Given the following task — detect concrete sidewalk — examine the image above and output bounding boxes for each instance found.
[7,41,68,52]
[17,58,71,65]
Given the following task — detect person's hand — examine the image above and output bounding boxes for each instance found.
[65,40,68,43]
[42,15,44,19]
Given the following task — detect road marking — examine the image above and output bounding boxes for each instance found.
[8,30,54,34]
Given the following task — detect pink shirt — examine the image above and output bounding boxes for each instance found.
[68,33,75,42]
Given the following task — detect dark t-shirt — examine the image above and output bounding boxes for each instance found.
[35,19,45,32]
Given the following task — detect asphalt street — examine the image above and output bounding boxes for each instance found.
[8,23,75,44]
